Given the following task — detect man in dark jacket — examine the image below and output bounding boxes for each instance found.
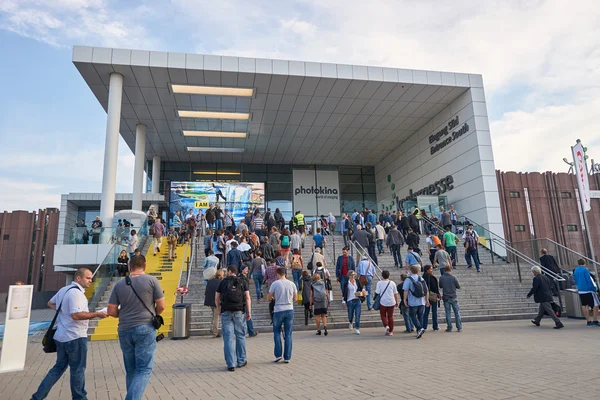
[399,212,410,239]
[335,247,356,292]
[539,249,561,274]
[527,266,564,329]
[408,212,419,234]
[352,225,371,259]
[226,241,243,269]
[386,225,404,267]
[204,270,224,337]
[406,228,420,254]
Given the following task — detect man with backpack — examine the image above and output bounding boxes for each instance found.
[167,226,178,261]
[402,264,430,339]
[215,266,251,371]
[464,229,481,272]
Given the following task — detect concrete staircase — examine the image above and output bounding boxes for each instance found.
[88,241,189,340]
[184,233,540,336]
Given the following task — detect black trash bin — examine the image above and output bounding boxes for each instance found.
[171,303,191,339]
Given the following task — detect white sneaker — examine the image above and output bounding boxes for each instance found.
[349,322,353,331]
[385,326,389,335]
[272,357,282,363]
[355,329,360,335]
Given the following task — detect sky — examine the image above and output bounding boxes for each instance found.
[1,0,599,212]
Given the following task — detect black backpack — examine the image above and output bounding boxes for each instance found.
[222,277,245,310]
[408,276,428,298]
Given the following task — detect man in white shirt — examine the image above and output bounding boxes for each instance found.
[31,268,108,400]
[268,267,298,363]
[289,229,301,251]
[375,221,386,255]
[126,229,139,258]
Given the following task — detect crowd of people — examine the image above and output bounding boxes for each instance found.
[34,204,600,399]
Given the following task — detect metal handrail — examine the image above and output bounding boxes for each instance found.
[347,240,381,281]
[419,214,565,283]
[511,237,600,270]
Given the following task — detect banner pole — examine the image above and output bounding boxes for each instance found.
[572,146,599,286]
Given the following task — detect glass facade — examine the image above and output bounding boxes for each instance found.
[149,162,377,217]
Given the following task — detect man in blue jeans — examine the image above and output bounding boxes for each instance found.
[438,265,463,332]
[268,267,298,363]
[215,265,251,371]
[356,255,375,310]
[108,256,165,399]
[402,265,430,339]
[31,268,108,400]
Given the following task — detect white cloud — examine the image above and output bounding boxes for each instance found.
[491,97,600,172]
[1,0,599,213]
[0,0,156,48]
[0,177,61,211]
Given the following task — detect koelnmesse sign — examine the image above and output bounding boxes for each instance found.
[397,175,455,208]
[429,116,469,155]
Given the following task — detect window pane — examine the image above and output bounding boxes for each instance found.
[340,184,363,194]
[267,183,292,194]
[340,174,362,184]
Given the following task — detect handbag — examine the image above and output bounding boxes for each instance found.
[373,281,391,311]
[307,254,314,270]
[428,292,438,303]
[297,292,303,305]
[42,286,80,353]
[217,237,225,252]
[359,262,371,286]
[125,276,164,330]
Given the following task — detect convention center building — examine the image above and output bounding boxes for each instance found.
[53,45,502,269]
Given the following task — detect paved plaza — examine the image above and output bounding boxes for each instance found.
[1,319,598,399]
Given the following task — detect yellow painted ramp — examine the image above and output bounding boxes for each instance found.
[90,242,189,341]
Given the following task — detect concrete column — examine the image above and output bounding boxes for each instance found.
[99,73,124,232]
[151,155,161,214]
[132,124,146,211]
[152,155,161,194]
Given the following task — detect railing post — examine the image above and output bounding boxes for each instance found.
[516,257,522,283]
[489,237,495,264]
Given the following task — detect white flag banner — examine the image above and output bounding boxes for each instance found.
[572,142,591,212]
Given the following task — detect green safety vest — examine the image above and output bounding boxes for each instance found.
[296,214,305,226]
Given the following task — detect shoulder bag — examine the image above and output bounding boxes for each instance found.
[125,276,164,329]
[359,261,371,286]
[307,254,315,270]
[373,281,391,311]
[42,286,80,353]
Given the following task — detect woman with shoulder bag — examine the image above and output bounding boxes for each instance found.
[374,270,399,335]
[422,264,440,331]
[342,271,367,335]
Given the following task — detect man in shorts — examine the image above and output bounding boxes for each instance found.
[573,259,600,326]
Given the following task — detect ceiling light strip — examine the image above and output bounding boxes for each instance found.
[187,146,245,153]
[178,110,251,120]
[193,171,241,175]
[172,84,254,97]
[182,130,247,138]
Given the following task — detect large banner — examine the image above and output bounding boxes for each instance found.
[292,170,317,216]
[292,169,340,216]
[170,181,265,223]
[316,170,341,216]
[572,142,591,212]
